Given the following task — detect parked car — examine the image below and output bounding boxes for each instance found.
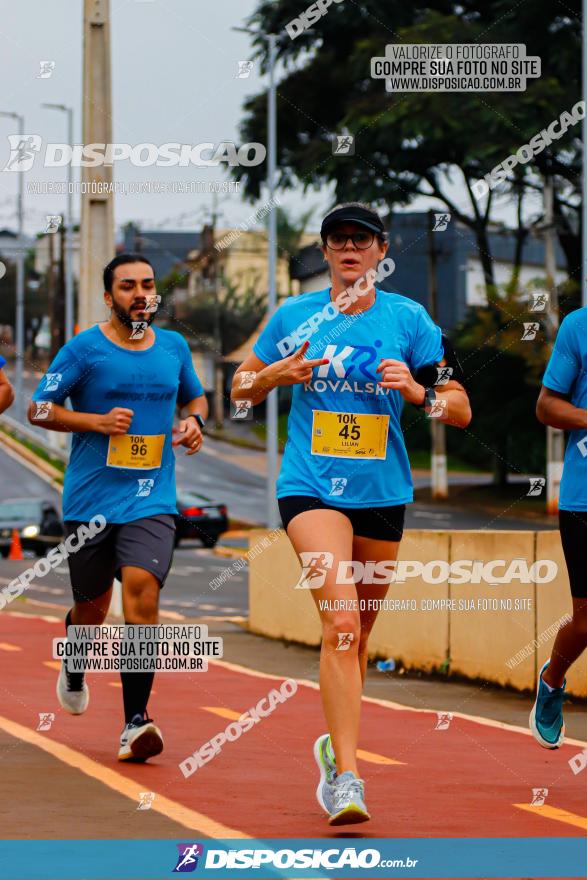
[0,498,64,557]
[175,491,228,548]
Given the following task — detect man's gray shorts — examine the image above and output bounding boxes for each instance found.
[63,515,176,603]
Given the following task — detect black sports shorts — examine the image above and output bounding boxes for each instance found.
[278,495,405,541]
[64,514,176,603]
[559,510,587,599]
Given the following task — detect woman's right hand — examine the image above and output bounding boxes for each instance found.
[268,340,330,387]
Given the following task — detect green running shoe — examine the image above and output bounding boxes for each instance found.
[313,733,337,814]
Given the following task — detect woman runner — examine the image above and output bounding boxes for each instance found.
[232,203,471,824]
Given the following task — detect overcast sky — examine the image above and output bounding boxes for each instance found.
[0,0,528,241]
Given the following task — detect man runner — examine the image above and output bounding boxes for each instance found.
[29,253,208,761]
[530,306,587,748]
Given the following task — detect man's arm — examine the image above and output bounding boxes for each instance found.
[536,386,587,430]
[28,402,133,435]
[0,369,14,414]
[179,394,209,423]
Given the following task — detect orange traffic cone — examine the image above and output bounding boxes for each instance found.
[7,529,23,561]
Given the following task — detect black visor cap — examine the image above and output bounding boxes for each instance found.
[320,205,386,239]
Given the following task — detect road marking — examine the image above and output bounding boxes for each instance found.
[200,708,403,764]
[203,707,240,721]
[0,642,21,652]
[357,749,404,765]
[0,713,248,838]
[7,612,587,749]
[514,803,587,830]
[207,659,587,747]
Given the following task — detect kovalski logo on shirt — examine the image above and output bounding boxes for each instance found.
[305,342,389,395]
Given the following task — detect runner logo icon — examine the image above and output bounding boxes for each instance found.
[137,479,155,497]
[36,712,55,731]
[294,552,334,589]
[329,477,348,496]
[435,712,453,731]
[530,788,548,806]
[173,843,204,872]
[44,373,62,392]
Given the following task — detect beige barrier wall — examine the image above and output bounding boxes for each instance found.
[448,531,536,691]
[368,530,450,671]
[248,527,573,694]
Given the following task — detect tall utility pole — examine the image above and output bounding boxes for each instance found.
[0,111,25,422]
[79,0,114,330]
[231,27,280,527]
[583,0,587,308]
[427,210,448,499]
[543,176,565,514]
[42,103,75,340]
[210,193,224,429]
[265,33,279,529]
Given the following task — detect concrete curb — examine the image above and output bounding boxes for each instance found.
[0,430,63,487]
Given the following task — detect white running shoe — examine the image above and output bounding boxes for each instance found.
[118,715,164,762]
[56,661,89,715]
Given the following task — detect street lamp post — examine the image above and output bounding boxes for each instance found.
[42,103,75,341]
[0,111,25,422]
[233,27,280,528]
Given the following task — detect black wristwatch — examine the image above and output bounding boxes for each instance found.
[416,387,437,410]
[186,413,206,430]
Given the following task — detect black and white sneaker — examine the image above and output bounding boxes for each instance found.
[118,714,164,762]
[56,661,89,715]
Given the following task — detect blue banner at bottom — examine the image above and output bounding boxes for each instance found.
[0,838,585,879]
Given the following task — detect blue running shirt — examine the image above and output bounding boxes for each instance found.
[253,287,444,506]
[542,308,587,511]
[32,325,204,522]
[0,355,6,370]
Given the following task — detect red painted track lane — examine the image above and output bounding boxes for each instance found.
[1,612,586,841]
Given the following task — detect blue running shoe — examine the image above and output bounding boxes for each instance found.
[328,771,370,826]
[313,734,337,814]
[530,660,565,749]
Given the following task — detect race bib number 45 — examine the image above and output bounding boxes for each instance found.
[106,434,165,469]
[311,411,389,459]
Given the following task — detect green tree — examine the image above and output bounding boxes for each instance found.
[236,1,580,289]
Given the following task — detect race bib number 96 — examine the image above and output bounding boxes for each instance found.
[106,434,165,469]
[311,411,389,459]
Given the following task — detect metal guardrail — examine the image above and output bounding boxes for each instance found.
[0,413,69,464]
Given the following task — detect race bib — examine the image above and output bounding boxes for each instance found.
[106,434,165,469]
[311,411,389,459]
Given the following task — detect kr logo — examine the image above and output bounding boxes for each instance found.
[316,345,354,378]
[316,343,383,381]
[294,552,334,589]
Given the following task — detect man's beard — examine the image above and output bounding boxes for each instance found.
[110,295,156,329]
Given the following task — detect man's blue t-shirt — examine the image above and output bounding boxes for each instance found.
[253,287,444,507]
[542,308,587,511]
[0,355,6,370]
[32,325,204,523]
